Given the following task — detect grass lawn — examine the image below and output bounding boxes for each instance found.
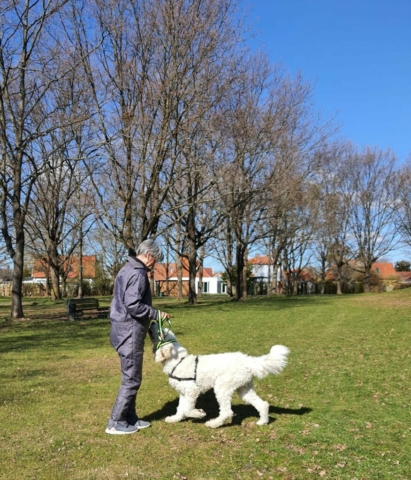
[0,291,410,479]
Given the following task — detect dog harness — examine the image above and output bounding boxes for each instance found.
[169,355,199,382]
[156,312,199,382]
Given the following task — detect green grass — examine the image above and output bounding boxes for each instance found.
[1,292,410,479]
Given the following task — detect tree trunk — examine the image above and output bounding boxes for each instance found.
[336,263,343,295]
[45,264,51,297]
[363,265,371,292]
[197,246,204,298]
[188,239,197,305]
[320,256,326,295]
[226,274,233,297]
[235,244,246,301]
[186,201,197,305]
[11,241,24,319]
[225,222,234,297]
[62,278,67,297]
[293,277,298,295]
[270,265,279,296]
[77,233,84,298]
[177,254,183,300]
[242,249,248,299]
[50,268,60,300]
[48,244,62,300]
[165,259,170,296]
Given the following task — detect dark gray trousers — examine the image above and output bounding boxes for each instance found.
[108,320,158,427]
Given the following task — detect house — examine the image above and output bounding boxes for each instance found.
[371,262,397,278]
[370,262,403,291]
[394,271,411,286]
[152,260,225,296]
[325,261,404,292]
[31,255,97,284]
[248,255,314,283]
[248,255,275,280]
[326,261,398,280]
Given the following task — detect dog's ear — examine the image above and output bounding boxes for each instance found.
[155,343,174,363]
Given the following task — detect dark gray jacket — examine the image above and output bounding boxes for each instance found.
[109,256,158,350]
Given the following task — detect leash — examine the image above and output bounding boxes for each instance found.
[169,355,199,382]
[156,311,177,350]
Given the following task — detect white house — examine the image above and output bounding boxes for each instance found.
[153,261,225,296]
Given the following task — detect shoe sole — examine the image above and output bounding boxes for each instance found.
[105,427,139,435]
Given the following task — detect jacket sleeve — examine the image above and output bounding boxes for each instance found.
[124,271,158,321]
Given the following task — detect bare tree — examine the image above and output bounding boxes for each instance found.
[89,218,128,283]
[262,180,308,296]
[68,0,243,260]
[154,0,244,304]
[347,147,400,291]
[310,144,355,294]
[0,0,90,317]
[396,159,411,251]
[213,54,282,300]
[215,57,331,300]
[25,102,94,300]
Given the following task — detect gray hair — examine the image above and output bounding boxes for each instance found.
[136,239,164,263]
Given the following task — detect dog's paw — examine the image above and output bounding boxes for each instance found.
[205,416,231,428]
[165,415,182,423]
[256,418,269,426]
[188,409,206,419]
[205,419,221,428]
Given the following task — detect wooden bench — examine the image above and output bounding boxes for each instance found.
[67,298,110,321]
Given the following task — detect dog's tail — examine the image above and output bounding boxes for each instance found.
[252,345,289,379]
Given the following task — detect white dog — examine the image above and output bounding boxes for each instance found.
[155,330,289,428]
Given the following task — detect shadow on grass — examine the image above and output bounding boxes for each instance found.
[0,318,110,354]
[0,320,188,357]
[146,389,311,427]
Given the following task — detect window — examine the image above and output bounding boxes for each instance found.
[203,281,209,293]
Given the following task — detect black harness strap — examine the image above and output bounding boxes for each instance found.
[169,355,199,382]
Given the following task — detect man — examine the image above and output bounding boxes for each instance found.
[105,239,170,435]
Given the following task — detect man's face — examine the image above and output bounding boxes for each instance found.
[146,252,156,269]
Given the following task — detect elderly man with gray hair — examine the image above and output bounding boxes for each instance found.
[106,239,170,435]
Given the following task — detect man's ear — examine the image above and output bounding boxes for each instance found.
[155,343,174,363]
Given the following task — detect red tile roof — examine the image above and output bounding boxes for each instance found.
[248,255,273,265]
[371,262,397,277]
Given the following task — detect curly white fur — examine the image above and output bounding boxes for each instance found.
[155,331,289,428]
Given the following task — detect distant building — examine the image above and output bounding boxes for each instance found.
[248,254,315,287]
[152,260,225,296]
[248,255,275,280]
[371,262,397,278]
[397,271,411,286]
[30,255,97,284]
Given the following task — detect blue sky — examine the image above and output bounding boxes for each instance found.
[244,0,411,164]
[206,1,410,268]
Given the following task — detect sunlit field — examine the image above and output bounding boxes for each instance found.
[1,291,410,479]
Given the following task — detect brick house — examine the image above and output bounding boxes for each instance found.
[30,255,97,284]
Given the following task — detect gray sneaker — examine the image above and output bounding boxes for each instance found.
[105,423,138,435]
[134,419,151,429]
